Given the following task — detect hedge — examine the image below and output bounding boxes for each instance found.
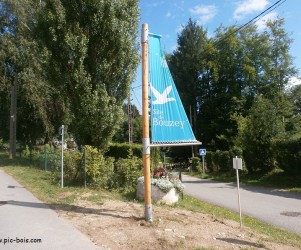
[105,143,142,159]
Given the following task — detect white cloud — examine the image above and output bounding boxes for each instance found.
[166,11,171,18]
[175,24,184,34]
[234,0,269,19]
[255,12,278,30]
[189,5,217,24]
[288,77,301,86]
[170,44,178,52]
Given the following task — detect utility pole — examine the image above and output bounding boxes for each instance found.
[9,75,17,160]
[128,95,133,144]
[141,23,152,222]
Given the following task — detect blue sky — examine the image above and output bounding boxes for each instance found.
[131,0,301,110]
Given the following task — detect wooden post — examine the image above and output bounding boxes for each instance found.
[141,23,152,222]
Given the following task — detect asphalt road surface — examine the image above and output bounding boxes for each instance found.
[182,174,301,235]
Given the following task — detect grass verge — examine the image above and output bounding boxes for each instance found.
[190,169,301,194]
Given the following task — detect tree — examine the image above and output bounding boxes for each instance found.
[35,0,140,149]
[262,18,297,97]
[168,19,209,142]
[285,84,301,136]
[241,96,285,173]
[0,0,54,146]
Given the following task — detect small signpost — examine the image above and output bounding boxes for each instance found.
[233,156,243,228]
[199,149,206,175]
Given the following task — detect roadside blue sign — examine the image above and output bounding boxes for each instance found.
[199,149,206,156]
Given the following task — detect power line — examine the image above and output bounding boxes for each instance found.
[131,87,142,110]
[205,0,286,52]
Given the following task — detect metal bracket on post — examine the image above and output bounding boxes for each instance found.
[141,25,148,43]
[143,138,150,155]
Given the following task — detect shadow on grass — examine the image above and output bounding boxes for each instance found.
[216,237,266,249]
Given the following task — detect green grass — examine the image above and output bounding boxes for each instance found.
[1,151,301,248]
[173,195,301,248]
[190,168,301,194]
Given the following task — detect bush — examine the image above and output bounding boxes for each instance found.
[105,143,142,159]
[22,145,45,167]
[216,151,231,172]
[274,138,301,174]
[205,151,214,172]
[112,149,143,191]
[191,157,201,172]
[204,151,232,172]
[85,145,114,189]
[243,143,275,173]
[151,147,161,168]
[61,150,83,184]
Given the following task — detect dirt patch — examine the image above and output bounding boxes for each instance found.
[54,199,299,250]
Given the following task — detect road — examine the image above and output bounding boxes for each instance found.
[182,174,301,235]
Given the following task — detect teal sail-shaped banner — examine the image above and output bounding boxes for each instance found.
[149,33,200,145]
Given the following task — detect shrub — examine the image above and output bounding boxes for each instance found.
[191,157,201,172]
[205,151,214,172]
[274,138,301,174]
[22,145,44,167]
[61,150,83,184]
[105,143,142,159]
[216,151,231,172]
[203,151,232,172]
[85,145,114,189]
[151,147,161,168]
[113,149,143,191]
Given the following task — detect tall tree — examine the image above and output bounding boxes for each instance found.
[36,0,140,149]
[0,0,54,146]
[263,18,297,96]
[168,19,209,141]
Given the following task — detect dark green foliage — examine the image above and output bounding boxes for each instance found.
[105,143,142,159]
[191,157,201,172]
[205,151,214,172]
[0,0,55,144]
[35,0,140,149]
[274,138,301,174]
[58,150,83,185]
[168,18,297,154]
[151,147,161,168]
[242,96,284,173]
[166,146,192,163]
[113,104,142,143]
[216,151,232,172]
[0,0,140,150]
[112,150,143,191]
[205,151,232,172]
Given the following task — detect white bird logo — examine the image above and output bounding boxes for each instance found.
[150,85,176,105]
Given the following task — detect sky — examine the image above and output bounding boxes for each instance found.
[131,0,301,111]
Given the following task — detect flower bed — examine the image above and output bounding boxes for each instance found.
[136,176,184,205]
